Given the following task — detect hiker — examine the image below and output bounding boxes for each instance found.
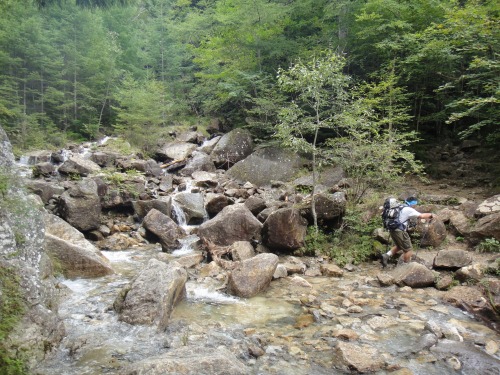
[381,197,434,267]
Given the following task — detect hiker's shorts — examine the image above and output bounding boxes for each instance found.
[390,229,413,252]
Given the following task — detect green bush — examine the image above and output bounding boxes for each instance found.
[476,238,500,253]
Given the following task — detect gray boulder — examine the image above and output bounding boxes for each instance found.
[230,241,255,261]
[32,162,55,177]
[156,141,197,161]
[132,196,172,220]
[25,180,65,205]
[0,127,63,369]
[58,155,101,176]
[44,213,114,278]
[416,218,447,247]
[391,262,436,288]
[475,194,500,217]
[172,192,207,225]
[433,249,473,269]
[470,212,500,243]
[299,192,346,222]
[198,204,262,246]
[227,146,304,186]
[114,259,187,330]
[142,208,186,251]
[262,208,308,251]
[89,151,117,167]
[227,253,279,298]
[120,346,248,375]
[180,151,216,176]
[58,178,101,231]
[205,193,231,217]
[211,128,253,169]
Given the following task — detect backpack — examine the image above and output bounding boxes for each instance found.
[381,198,406,231]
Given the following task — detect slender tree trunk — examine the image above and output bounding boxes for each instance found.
[311,104,320,232]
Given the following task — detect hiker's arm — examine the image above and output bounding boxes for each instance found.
[418,213,434,220]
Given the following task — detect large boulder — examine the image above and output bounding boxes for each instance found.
[89,151,118,167]
[172,192,207,225]
[58,178,101,232]
[98,175,147,210]
[156,141,197,162]
[433,249,473,269]
[475,194,500,217]
[44,213,114,277]
[391,262,436,288]
[180,151,216,176]
[299,192,346,222]
[25,180,65,205]
[227,146,305,187]
[198,204,262,246]
[262,208,308,251]
[227,253,279,298]
[114,259,187,330]
[142,208,186,251]
[470,212,500,243]
[205,193,231,217]
[210,128,253,169]
[58,155,101,176]
[132,196,172,220]
[415,217,447,248]
[0,127,64,369]
[120,346,248,375]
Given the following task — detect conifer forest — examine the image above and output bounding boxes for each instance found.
[0,1,498,170]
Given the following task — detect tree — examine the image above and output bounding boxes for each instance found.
[275,51,350,230]
[112,74,171,155]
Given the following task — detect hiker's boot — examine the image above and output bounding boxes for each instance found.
[381,254,389,268]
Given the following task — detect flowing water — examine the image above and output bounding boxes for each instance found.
[34,243,500,375]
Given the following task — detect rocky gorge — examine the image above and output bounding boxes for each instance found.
[1,125,499,374]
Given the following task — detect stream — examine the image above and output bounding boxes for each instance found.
[34,244,500,375]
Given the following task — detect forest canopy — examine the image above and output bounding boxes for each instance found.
[0,0,498,153]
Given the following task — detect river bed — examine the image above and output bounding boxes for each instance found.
[34,246,500,374]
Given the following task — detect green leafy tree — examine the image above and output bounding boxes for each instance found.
[275,51,350,229]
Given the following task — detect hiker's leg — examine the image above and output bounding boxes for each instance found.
[402,249,412,263]
[400,232,413,263]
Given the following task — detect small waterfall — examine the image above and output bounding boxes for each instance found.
[171,200,187,227]
[172,234,200,256]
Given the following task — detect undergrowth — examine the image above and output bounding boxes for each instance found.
[0,265,27,375]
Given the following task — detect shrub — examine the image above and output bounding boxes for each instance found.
[476,238,500,253]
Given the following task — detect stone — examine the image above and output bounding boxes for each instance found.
[230,241,255,261]
[227,253,279,298]
[44,213,114,277]
[226,145,306,187]
[434,249,473,269]
[210,128,254,169]
[142,208,186,251]
[334,342,385,373]
[262,207,307,251]
[114,259,187,330]
[198,204,262,247]
[391,263,436,288]
[58,155,101,176]
[58,178,101,231]
[120,346,248,375]
[320,263,344,277]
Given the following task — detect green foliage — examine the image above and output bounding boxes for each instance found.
[476,238,500,253]
[0,265,27,374]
